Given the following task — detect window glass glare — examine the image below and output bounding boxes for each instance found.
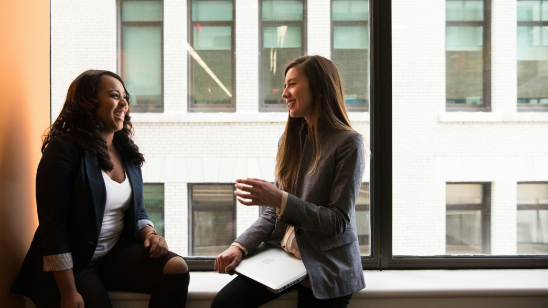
[123,26,162,106]
[122,1,163,22]
[334,26,368,49]
[263,26,301,48]
[193,26,232,50]
[192,1,233,21]
[446,27,483,50]
[192,184,235,204]
[262,1,303,21]
[332,0,368,21]
[517,0,548,21]
[517,184,548,204]
[517,210,548,254]
[446,0,484,21]
[446,184,483,204]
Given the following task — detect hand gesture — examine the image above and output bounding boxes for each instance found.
[144,233,169,258]
[214,246,243,275]
[60,292,84,308]
[234,178,283,208]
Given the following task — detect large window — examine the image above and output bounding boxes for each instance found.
[331,0,369,111]
[260,0,306,111]
[446,0,490,111]
[188,0,235,112]
[120,0,163,112]
[446,183,490,254]
[356,183,370,255]
[517,0,548,112]
[144,184,165,236]
[518,183,548,254]
[188,184,237,256]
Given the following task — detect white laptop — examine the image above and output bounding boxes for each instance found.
[235,242,308,293]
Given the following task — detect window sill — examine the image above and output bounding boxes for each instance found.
[23,269,548,307]
[130,112,370,123]
[440,112,548,122]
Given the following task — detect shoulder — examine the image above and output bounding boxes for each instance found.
[326,129,364,148]
[42,135,81,159]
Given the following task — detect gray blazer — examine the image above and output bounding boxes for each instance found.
[235,125,366,299]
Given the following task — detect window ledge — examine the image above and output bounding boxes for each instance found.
[23,269,548,307]
[440,112,548,122]
[130,112,370,123]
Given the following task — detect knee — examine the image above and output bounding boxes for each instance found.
[163,256,188,275]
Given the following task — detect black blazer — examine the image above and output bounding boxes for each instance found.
[11,136,149,297]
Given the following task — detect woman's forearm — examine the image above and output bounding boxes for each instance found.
[52,269,78,296]
[139,225,155,241]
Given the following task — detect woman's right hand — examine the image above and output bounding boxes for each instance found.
[60,292,84,308]
[214,245,243,275]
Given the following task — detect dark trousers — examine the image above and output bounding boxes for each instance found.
[210,275,352,308]
[32,238,190,308]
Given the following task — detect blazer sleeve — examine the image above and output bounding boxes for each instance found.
[233,204,279,255]
[279,133,365,236]
[36,138,80,265]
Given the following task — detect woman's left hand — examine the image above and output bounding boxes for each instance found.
[234,178,283,208]
[144,234,169,258]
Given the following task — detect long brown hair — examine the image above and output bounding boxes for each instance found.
[275,55,362,193]
[42,70,144,171]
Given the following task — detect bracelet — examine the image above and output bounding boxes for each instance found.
[143,230,158,240]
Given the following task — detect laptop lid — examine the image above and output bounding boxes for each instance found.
[235,242,308,292]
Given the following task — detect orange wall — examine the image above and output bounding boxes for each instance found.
[0,0,50,307]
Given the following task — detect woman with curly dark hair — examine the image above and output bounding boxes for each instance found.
[11,70,189,308]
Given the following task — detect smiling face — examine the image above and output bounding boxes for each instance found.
[95,75,129,134]
[282,67,313,121]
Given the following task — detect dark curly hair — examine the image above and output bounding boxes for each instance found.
[42,70,145,171]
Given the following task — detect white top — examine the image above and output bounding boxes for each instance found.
[92,170,133,260]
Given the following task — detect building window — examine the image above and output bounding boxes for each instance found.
[144,184,164,236]
[517,183,548,254]
[331,0,369,112]
[260,0,307,111]
[189,184,237,256]
[188,0,235,112]
[356,183,370,255]
[517,0,548,112]
[446,183,490,254]
[120,0,163,112]
[446,0,491,111]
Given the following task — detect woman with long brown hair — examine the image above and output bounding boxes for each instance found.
[11,70,189,308]
[212,55,366,307]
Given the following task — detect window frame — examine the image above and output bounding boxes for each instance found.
[330,0,369,112]
[187,183,237,257]
[445,0,492,112]
[187,0,236,112]
[445,182,491,255]
[516,0,548,112]
[118,0,164,113]
[258,0,308,112]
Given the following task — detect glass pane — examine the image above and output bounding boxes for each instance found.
[518,183,548,204]
[356,183,370,255]
[123,26,162,107]
[191,26,232,105]
[122,1,163,22]
[144,184,164,236]
[517,0,548,21]
[263,26,302,105]
[446,26,484,106]
[517,210,548,254]
[332,0,368,21]
[446,184,483,204]
[333,26,368,107]
[446,210,483,254]
[191,184,236,256]
[192,1,233,21]
[446,0,484,21]
[517,26,548,105]
[262,1,303,21]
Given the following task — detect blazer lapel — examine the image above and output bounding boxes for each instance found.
[122,153,141,223]
[83,150,107,238]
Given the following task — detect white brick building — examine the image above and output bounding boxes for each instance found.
[51,0,548,257]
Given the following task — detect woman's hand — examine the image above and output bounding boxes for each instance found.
[144,233,169,258]
[234,178,283,208]
[214,245,243,275]
[60,292,84,308]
